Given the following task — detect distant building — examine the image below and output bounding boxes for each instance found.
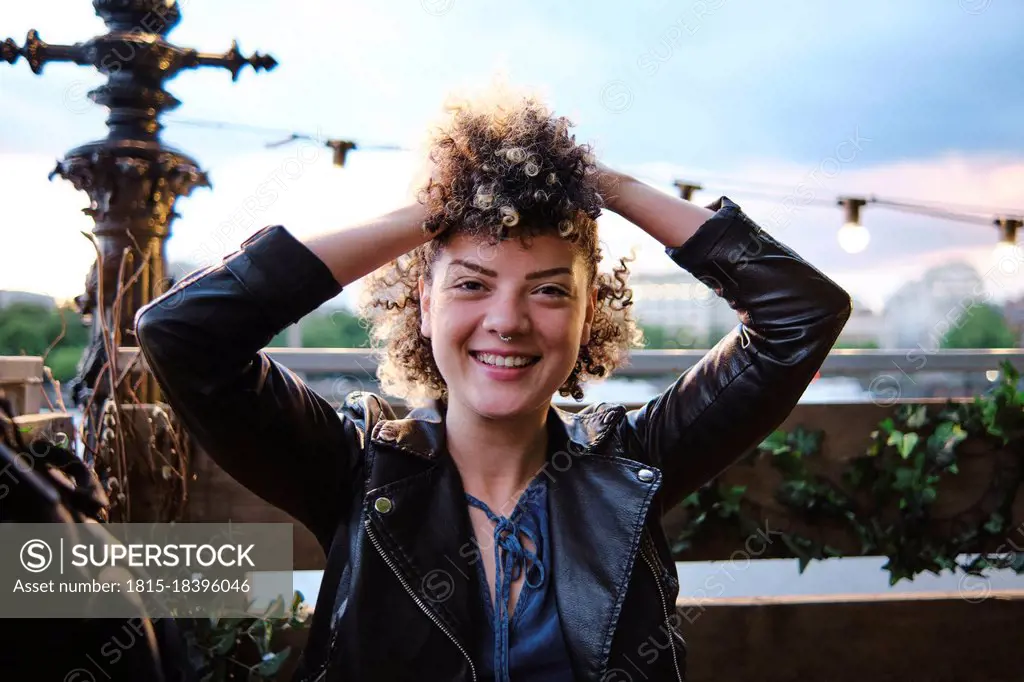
[629,271,739,341]
[840,298,883,347]
[0,290,56,310]
[881,262,984,349]
[632,274,885,349]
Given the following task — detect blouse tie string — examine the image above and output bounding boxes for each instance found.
[465,492,546,682]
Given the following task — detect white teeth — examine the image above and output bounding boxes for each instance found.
[474,353,536,368]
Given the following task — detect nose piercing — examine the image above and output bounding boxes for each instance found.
[498,334,512,343]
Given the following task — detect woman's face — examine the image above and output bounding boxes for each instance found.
[419,232,597,419]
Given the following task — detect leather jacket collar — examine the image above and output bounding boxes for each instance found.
[369,397,624,460]
[363,398,664,680]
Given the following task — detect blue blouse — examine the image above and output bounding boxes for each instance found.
[465,474,575,681]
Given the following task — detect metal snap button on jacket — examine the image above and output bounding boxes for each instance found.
[637,469,655,483]
[374,497,393,514]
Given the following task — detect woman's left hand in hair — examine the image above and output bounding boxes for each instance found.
[591,161,715,248]
[589,159,627,212]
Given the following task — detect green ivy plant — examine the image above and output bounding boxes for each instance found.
[671,360,1024,585]
[184,591,311,681]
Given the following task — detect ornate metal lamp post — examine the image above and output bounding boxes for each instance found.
[3,0,276,520]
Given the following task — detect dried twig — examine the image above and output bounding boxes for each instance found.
[74,235,189,522]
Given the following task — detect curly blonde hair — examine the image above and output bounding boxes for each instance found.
[356,93,642,405]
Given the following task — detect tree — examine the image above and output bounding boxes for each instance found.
[302,309,370,348]
[266,309,371,348]
[0,303,91,381]
[941,304,1018,349]
[639,323,670,349]
[835,339,880,349]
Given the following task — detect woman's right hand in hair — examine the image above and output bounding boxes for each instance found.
[299,202,432,289]
[408,153,446,203]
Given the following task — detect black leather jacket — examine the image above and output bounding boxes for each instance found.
[135,197,851,681]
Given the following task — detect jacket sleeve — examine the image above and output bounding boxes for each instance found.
[622,197,852,513]
[134,224,363,546]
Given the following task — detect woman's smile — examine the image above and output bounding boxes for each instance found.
[470,350,542,381]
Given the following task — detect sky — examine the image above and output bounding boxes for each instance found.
[2,0,1024,313]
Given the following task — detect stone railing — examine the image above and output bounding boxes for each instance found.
[0,356,44,415]
[0,355,72,445]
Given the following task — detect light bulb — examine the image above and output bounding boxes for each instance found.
[992,241,1023,275]
[838,222,870,254]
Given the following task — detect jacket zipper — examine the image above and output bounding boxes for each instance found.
[364,518,478,682]
[641,536,683,682]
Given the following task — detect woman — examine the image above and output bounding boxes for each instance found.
[136,95,851,682]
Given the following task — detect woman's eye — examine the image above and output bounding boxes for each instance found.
[538,285,569,297]
[455,280,484,291]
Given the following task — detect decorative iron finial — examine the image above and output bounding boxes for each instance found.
[3,1,278,520]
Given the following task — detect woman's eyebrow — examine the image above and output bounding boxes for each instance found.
[448,260,573,280]
[525,267,572,280]
[448,259,496,277]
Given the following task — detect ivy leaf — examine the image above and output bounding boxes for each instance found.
[790,427,822,456]
[1010,553,1024,573]
[1002,359,1020,386]
[217,617,245,633]
[780,534,813,572]
[212,632,235,656]
[881,558,908,585]
[759,429,789,454]
[981,399,1005,441]
[894,468,916,490]
[984,512,1004,535]
[671,540,692,554]
[906,405,928,430]
[715,486,745,517]
[920,487,937,505]
[255,647,292,677]
[897,433,919,459]
[879,417,896,434]
[263,595,286,619]
[928,421,966,468]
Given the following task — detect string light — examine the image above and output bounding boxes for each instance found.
[673,180,702,201]
[164,116,408,167]
[995,216,1022,244]
[675,176,1024,255]
[158,116,1024,253]
[992,216,1024,264]
[837,197,870,254]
